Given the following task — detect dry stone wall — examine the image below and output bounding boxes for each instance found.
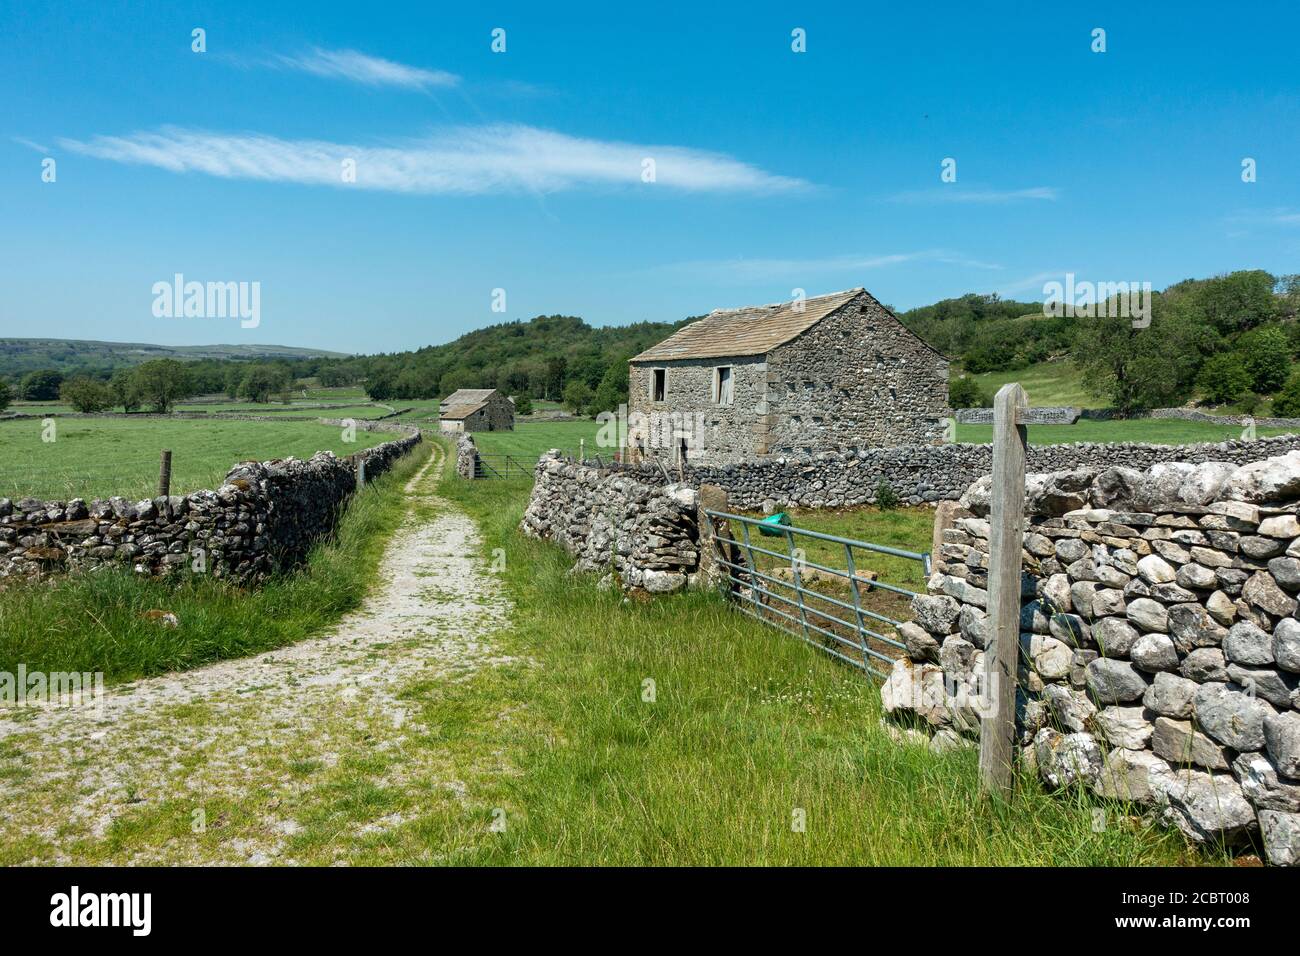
[590,434,1300,510]
[456,434,478,479]
[521,451,700,593]
[885,452,1300,865]
[0,427,421,583]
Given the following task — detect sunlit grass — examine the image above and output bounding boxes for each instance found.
[0,417,393,501]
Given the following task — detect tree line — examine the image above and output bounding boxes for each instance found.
[919,271,1300,413]
[0,359,301,414]
[4,270,1297,419]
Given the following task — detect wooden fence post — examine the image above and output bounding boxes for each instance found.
[979,383,1028,798]
[158,449,172,498]
[697,484,729,588]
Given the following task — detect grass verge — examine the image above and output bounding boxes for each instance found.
[0,441,432,683]
[434,471,1207,865]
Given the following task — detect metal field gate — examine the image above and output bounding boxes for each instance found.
[701,509,931,680]
[473,454,533,479]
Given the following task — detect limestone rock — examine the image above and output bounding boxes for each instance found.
[1225,664,1298,709]
[1175,563,1218,591]
[1232,752,1300,812]
[1126,597,1169,633]
[1206,590,1237,626]
[1243,571,1297,618]
[1225,621,1275,666]
[939,634,978,679]
[1265,711,1300,777]
[1086,658,1149,704]
[1090,705,1154,750]
[1158,771,1257,845]
[1167,603,1226,653]
[1222,450,1300,502]
[1177,461,1237,506]
[910,594,961,637]
[1144,672,1198,719]
[1259,811,1300,866]
[1091,467,1147,511]
[1039,573,1072,613]
[1259,514,1300,538]
[1033,728,1103,790]
[958,604,989,649]
[1193,682,1274,751]
[1048,612,1090,648]
[1092,588,1126,618]
[1131,633,1180,673]
[1092,747,1172,803]
[1043,683,1097,733]
[1093,616,1139,657]
[898,621,939,662]
[1152,717,1230,770]
[881,658,948,727]
[1030,635,1073,681]
[1181,647,1229,683]
[1268,557,1300,592]
[1136,554,1175,585]
[1274,618,1300,673]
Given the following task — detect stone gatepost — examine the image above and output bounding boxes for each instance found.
[697,484,730,586]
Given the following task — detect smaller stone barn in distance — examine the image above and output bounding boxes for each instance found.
[626,287,949,465]
[438,388,515,433]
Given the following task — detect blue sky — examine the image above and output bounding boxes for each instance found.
[2,0,1298,354]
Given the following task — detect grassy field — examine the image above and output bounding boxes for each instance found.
[400,466,1206,865]
[0,441,431,684]
[473,419,605,460]
[966,357,1299,420]
[718,504,934,671]
[175,403,390,418]
[956,418,1296,445]
[0,417,392,501]
[967,359,1093,407]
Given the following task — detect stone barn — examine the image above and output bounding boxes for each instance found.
[626,287,949,465]
[438,388,514,433]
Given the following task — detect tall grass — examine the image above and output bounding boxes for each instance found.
[440,471,1206,866]
[0,442,431,683]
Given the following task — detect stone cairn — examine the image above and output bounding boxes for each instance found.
[521,450,700,594]
[0,431,421,583]
[885,452,1300,865]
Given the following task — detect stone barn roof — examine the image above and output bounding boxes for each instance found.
[440,402,487,420]
[631,288,865,362]
[441,388,498,406]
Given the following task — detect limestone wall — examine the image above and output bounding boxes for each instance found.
[456,434,479,479]
[0,429,421,583]
[885,453,1300,865]
[521,451,700,593]
[586,434,1300,510]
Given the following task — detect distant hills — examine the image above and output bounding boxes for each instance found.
[0,338,349,378]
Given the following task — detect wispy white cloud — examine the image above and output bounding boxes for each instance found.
[58,124,809,195]
[990,270,1065,296]
[272,47,460,90]
[12,136,50,153]
[889,186,1059,204]
[649,249,1002,281]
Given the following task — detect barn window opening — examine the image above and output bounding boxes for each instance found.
[652,368,666,401]
[714,366,734,405]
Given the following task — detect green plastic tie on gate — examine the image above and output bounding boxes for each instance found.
[757,512,792,537]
